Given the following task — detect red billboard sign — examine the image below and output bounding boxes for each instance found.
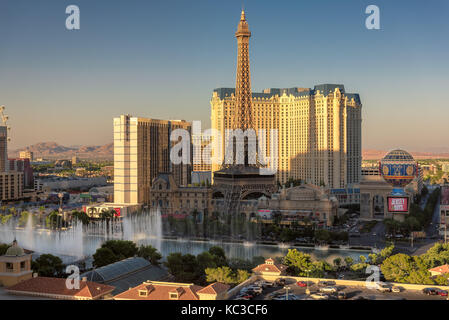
[387,196,409,213]
[113,208,121,217]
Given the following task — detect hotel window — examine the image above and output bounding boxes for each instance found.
[169,292,179,300]
[138,290,148,297]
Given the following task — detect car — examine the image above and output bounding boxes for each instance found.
[320,286,338,293]
[422,288,439,295]
[273,294,300,301]
[249,286,263,294]
[256,280,274,288]
[275,278,286,286]
[353,296,369,300]
[337,292,347,300]
[266,292,282,300]
[376,283,391,292]
[240,289,256,297]
[297,281,308,287]
[391,286,402,293]
[318,280,336,287]
[310,293,329,300]
[437,290,448,297]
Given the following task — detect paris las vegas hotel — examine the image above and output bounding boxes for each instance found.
[210,84,362,188]
[102,10,362,216]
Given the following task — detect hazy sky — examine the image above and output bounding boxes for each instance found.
[1,0,448,152]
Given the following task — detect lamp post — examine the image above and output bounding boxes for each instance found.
[305,269,311,295]
[284,285,291,300]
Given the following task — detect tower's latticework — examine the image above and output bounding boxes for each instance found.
[234,10,253,131]
[212,10,276,216]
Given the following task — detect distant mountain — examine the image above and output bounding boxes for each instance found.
[363,149,449,160]
[9,142,113,160]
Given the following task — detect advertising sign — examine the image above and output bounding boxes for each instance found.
[114,208,121,217]
[387,196,409,213]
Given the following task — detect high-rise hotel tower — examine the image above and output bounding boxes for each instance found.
[211,14,362,188]
[113,115,192,205]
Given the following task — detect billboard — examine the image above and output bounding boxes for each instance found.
[387,196,409,213]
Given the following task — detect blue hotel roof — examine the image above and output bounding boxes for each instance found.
[213,84,360,103]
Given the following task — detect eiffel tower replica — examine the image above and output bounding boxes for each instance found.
[212,10,276,216]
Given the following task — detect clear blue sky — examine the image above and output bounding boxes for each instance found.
[1,0,448,152]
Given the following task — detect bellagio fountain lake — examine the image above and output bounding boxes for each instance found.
[0,209,369,265]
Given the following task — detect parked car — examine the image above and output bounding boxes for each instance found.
[437,290,448,297]
[320,286,338,293]
[256,280,274,288]
[318,280,336,287]
[266,292,282,300]
[337,291,347,300]
[275,278,286,286]
[273,294,300,301]
[246,286,263,295]
[375,282,391,292]
[391,286,402,293]
[297,281,308,287]
[310,293,329,300]
[422,288,439,295]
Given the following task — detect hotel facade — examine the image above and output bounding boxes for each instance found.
[210,85,362,188]
[113,115,192,205]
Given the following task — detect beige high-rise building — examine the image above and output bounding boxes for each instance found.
[0,125,24,201]
[211,85,362,188]
[113,115,192,205]
[192,134,212,172]
[19,150,33,162]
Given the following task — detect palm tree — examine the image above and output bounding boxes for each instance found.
[333,257,342,271]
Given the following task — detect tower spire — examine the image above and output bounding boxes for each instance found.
[234,9,252,131]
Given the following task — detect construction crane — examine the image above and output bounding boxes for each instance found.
[0,105,11,141]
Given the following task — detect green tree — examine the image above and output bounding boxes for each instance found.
[165,253,200,283]
[99,210,114,220]
[46,211,60,229]
[234,269,250,283]
[314,229,331,243]
[72,210,90,225]
[208,246,227,267]
[344,256,354,269]
[205,266,235,284]
[101,240,138,260]
[0,243,9,255]
[18,211,30,227]
[381,253,433,284]
[1,214,12,225]
[333,257,342,270]
[93,247,117,267]
[137,245,162,265]
[32,254,64,277]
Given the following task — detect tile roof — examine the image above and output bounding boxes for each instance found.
[113,281,204,300]
[197,282,230,295]
[252,259,287,274]
[6,277,115,299]
[429,264,449,274]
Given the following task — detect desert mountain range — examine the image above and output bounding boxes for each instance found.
[9,143,449,161]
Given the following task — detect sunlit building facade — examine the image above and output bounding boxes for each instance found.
[211,85,362,188]
[113,115,192,205]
